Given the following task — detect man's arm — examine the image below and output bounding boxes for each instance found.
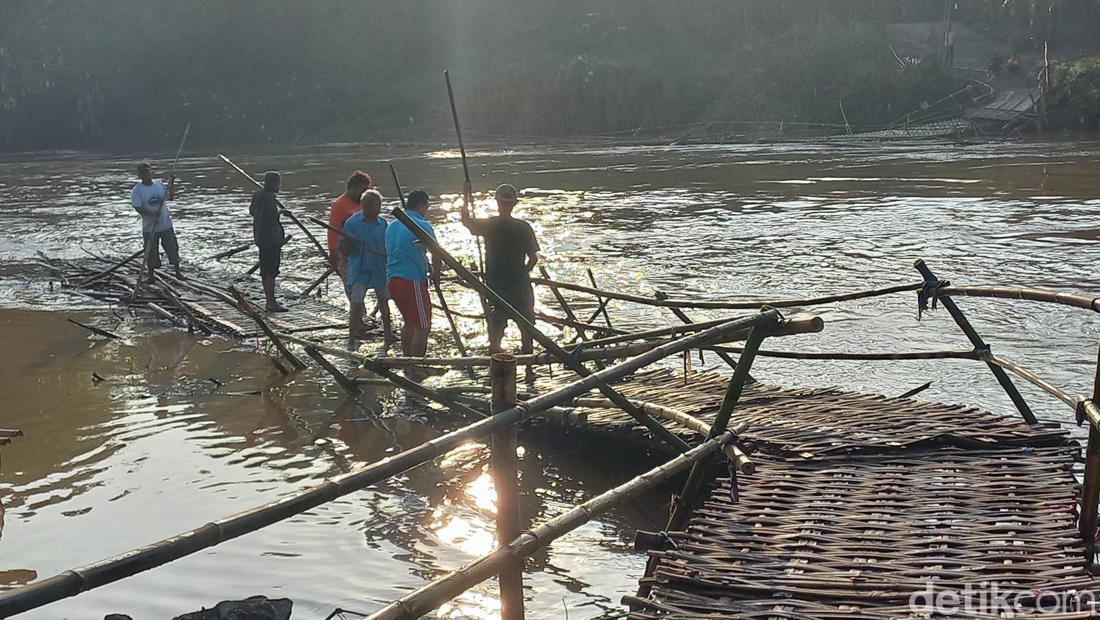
[430,252,443,285]
[326,205,341,268]
[526,225,541,272]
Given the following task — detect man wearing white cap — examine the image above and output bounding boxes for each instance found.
[461,183,540,377]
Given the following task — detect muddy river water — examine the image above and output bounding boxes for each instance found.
[1,140,1099,618]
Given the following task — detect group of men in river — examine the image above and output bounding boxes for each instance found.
[130,163,541,367]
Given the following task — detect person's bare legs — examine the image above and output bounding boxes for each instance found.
[263,276,278,308]
[488,317,505,354]
[349,302,365,338]
[411,326,430,357]
[378,296,395,346]
[521,329,535,384]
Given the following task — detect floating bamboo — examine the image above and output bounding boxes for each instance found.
[490,354,524,620]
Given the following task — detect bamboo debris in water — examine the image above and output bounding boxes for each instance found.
[66,318,122,340]
[0,312,762,617]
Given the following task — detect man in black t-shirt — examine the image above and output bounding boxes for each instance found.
[249,171,288,313]
[461,183,540,367]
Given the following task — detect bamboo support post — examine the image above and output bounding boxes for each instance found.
[490,354,524,620]
[914,259,1037,425]
[304,346,361,396]
[389,199,703,455]
[1079,341,1100,553]
[586,268,614,329]
[228,287,307,370]
[0,312,762,617]
[366,432,735,620]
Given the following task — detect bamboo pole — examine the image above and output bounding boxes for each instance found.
[208,241,253,261]
[306,216,386,257]
[985,354,1076,409]
[939,285,1100,314]
[366,432,736,620]
[914,260,1037,425]
[218,154,330,265]
[490,355,524,620]
[528,277,924,310]
[67,318,122,340]
[356,316,822,370]
[712,345,982,361]
[77,248,144,287]
[0,312,767,618]
[1079,341,1100,551]
[228,287,306,370]
[388,194,702,454]
[301,267,336,297]
[304,346,361,396]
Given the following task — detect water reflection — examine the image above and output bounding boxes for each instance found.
[1,141,1099,618]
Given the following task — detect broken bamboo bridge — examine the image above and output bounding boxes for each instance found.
[6,204,1100,619]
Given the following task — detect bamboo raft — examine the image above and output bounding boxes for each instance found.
[11,202,1100,619]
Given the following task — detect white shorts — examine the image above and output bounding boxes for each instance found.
[349,283,388,304]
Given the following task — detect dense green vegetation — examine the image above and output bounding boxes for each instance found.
[1,0,1096,150]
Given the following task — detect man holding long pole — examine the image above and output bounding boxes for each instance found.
[131,162,182,282]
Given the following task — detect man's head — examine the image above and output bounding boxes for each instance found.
[137,162,153,185]
[346,170,372,201]
[406,190,430,215]
[361,189,383,219]
[264,171,282,193]
[494,183,519,216]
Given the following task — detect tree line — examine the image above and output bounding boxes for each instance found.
[0,0,1096,151]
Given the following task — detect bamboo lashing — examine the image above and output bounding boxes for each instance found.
[366,427,744,620]
[0,312,774,617]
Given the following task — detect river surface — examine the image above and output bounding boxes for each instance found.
[1,140,1099,619]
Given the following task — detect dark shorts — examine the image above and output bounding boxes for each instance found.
[488,285,535,333]
[258,246,281,278]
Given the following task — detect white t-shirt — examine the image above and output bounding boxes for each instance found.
[131,180,173,233]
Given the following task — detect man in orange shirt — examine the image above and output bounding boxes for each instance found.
[327,170,373,279]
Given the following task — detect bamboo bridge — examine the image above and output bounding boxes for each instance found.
[5,204,1100,619]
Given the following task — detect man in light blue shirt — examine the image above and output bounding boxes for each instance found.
[131,162,182,281]
[341,189,392,344]
[385,189,441,357]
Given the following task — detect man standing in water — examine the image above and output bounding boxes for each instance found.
[131,162,181,281]
[944,25,957,67]
[327,170,373,279]
[341,189,393,345]
[250,171,288,313]
[386,189,441,358]
[461,183,540,380]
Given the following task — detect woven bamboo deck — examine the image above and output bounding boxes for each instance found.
[536,370,1093,618]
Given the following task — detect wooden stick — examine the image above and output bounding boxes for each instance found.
[67,318,122,340]
[228,287,306,370]
[490,354,524,620]
[304,346,360,395]
[306,216,386,257]
[208,241,253,261]
[77,249,144,287]
[711,345,982,361]
[529,276,925,310]
[915,259,1037,425]
[218,153,330,265]
[985,354,1075,409]
[366,431,737,620]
